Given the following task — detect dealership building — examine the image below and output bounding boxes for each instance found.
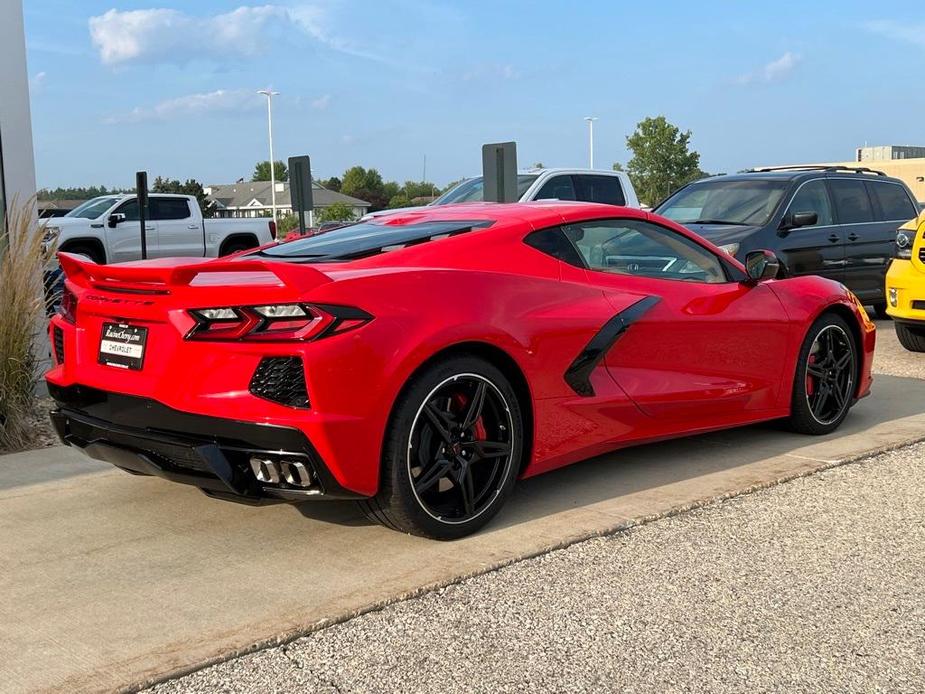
[0,0,37,228]
[794,145,925,204]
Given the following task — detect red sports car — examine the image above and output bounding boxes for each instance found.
[46,202,875,539]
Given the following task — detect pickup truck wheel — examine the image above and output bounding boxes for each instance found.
[219,239,256,256]
[60,244,104,265]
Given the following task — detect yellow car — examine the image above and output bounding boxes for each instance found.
[885,209,925,350]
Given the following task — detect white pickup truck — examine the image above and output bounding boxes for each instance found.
[363,168,641,220]
[45,194,275,264]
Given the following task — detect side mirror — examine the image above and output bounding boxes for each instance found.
[108,213,126,228]
[786,211,818,230]
[744,249,780,282]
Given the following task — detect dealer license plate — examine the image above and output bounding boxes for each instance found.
[99,322,148,370]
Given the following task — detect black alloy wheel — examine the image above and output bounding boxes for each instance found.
[788,314,858,435]
[360,355,523,539]
[408,374,514,524]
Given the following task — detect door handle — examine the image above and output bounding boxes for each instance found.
[145,225,155,231]
[828,233,840,243]
[187,224,199,230]
[847,233,859,242]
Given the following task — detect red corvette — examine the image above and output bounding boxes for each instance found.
[46,202,875,539]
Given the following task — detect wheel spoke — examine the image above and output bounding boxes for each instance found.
[832,382,847,410]
[835,352,852,370]
[423,402,454,443]
[467,440,511,460]
[461,382,487,430]
[807,364,826,378]
[414,457,452,494]
[812,384,830,417]
[454,460,475,516]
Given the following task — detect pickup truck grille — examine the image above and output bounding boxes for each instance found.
[919,248,925,263]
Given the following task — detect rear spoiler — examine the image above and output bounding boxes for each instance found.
[57,252,331,294]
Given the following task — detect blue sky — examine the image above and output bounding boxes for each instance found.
[23,0,925,189]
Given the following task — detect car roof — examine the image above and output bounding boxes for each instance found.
[687,168,905,185]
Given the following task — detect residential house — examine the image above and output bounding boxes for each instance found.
[205,181,370,220]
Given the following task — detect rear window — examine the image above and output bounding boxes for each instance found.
[574,175,626,206]
[830,179,874,224]
[867,182,917,221]
[258,220,493,261]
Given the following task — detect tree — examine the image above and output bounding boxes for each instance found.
[620,116,703,207]
[317,202,356,224]
[252,160,289,182]
[319,176,341,192]
[37,185,130,201]
[151,176,215,217]
[341,166,389,211]
[532,162,545,169]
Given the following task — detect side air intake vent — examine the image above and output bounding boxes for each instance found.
[249,357,309,408]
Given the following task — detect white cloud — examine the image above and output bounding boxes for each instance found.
[311,94,331,110]
[864,20,925,47]
[736,52,802,85]
[105,89,262,124]
[29,71,47,93]
[89,5,320,66]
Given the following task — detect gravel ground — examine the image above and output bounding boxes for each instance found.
[150,442,925,694]
[871,317,925,380]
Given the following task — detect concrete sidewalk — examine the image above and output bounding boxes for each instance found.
[3,374,925,693]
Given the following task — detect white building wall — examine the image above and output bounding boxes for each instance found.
[0,0,37,218]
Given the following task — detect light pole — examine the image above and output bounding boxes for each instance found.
[258,89,280,224]
[584,116,598,169]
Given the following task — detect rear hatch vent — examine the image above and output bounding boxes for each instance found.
[257,219,494,263]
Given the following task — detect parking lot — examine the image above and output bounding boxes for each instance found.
[1,318,923,693]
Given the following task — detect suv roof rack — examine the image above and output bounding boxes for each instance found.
[749,165,887,176]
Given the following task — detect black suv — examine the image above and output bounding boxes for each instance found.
[654,166,920,316]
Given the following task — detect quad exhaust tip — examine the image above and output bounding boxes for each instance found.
[249,456,314,488]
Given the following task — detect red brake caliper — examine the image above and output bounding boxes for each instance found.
[453,392,487,441]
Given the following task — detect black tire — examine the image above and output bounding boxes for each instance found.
[359,355,524,540]
[786,313,858,435]
[61,243,104,265]
[895,322,925,352]
[220,239,256,256]
[872,302,891,320]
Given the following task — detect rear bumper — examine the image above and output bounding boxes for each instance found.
[49,383,366,502]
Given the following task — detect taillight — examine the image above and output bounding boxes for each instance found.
[59,286,77,324]
[269,220,277,239]
[186,303,372,341]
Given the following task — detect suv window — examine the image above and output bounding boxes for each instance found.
[656,179,788,226]
[573,175,626,206]
[526,219,727,284]
[867,181,917,221]
[829,179,874,224]
[535,176,576,201]
[150,197,191,220]
[787,180,833,227]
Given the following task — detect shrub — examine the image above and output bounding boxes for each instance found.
[0,199,50,450]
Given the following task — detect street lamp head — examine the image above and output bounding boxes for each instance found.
[584,116,598,122]
[257,89,280,97]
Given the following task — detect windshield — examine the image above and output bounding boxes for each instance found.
[432,175,539,205]
[656,179,788,226]
[65,196,121,219]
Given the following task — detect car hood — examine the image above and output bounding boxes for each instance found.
[46,217,94,229]
[681,223,761,246]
